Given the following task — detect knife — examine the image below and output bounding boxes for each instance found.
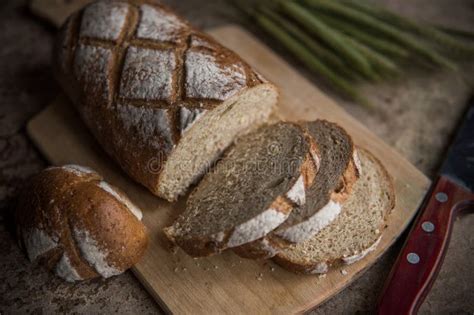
[376,96,474,315]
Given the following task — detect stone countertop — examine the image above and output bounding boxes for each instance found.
[1,0,473,313]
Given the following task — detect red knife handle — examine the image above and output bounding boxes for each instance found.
[376,175,474,315]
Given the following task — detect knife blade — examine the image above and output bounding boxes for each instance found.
[441,99,474,192]
[376,96,474,315]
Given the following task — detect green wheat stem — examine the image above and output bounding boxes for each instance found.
[341,0,474,57]
[279,1,378,81]
[312,12,409,59]
[433,25,474,41]
[259,7,361,81]
[301,0,458,70]
[246,11,371,106]
[311,13,400,76]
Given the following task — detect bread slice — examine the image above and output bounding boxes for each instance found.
[273,148,395,274]
[234,120,360,259]
[164,122,320,257]
[53,0,278,202]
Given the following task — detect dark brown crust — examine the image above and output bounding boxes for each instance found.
[53,0,275,200]
[272,254,328,275]
[229,129,321,259]
[164,123,316,257]
[164,183,296,257]
[301,130,320,189]
[234,161,359,259]
[235,121,359,259]
[15,166,149,281]
[233,234,287,260]
[331,158,358,204]
[273,148,396,275]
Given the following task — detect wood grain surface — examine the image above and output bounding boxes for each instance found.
[26,25,430,314]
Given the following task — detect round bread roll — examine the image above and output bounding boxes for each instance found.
[15,165,148,282]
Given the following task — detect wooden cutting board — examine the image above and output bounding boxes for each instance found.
[27,25,430,314]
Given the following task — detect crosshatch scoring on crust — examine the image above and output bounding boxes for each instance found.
[119,47,177,101]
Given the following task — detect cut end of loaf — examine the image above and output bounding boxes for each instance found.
[156,84,278,201]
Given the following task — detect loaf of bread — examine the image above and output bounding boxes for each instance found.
[164,122,320,257]
[235,120,360,259]
[53,0,278,201]
[15,165,148,282]
[274,149,395,274]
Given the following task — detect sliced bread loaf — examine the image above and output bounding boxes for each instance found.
[234,120,360,259]
[54,0,278,202]
[163,122,320,257]
[273,148,395,274]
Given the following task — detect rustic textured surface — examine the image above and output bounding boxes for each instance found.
[0,0,473,314]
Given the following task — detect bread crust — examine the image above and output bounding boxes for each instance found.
[164,123,320,257]
[53,0,277,201]
[273,148,396,274]
[15,165,149,282]
[164,196,292,257]
[235,122,360,259]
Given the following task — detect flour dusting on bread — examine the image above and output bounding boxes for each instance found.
[136,4,187,43]
[116,103,173,151]
[342,236,382,265]
[73,44,113,101]
[227,208,288,248]
[24,228,58,261]
[185,50,246,100]
[97,181,143,220]
[73,227,121,278]
[286,175,306,206]
[54,0,277,202]
[55,254,83,282]
[79,1,129,41]
[179,107,208,134]
[62,164,96,176]
[119,47,176,101]
[275,200,341,243]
